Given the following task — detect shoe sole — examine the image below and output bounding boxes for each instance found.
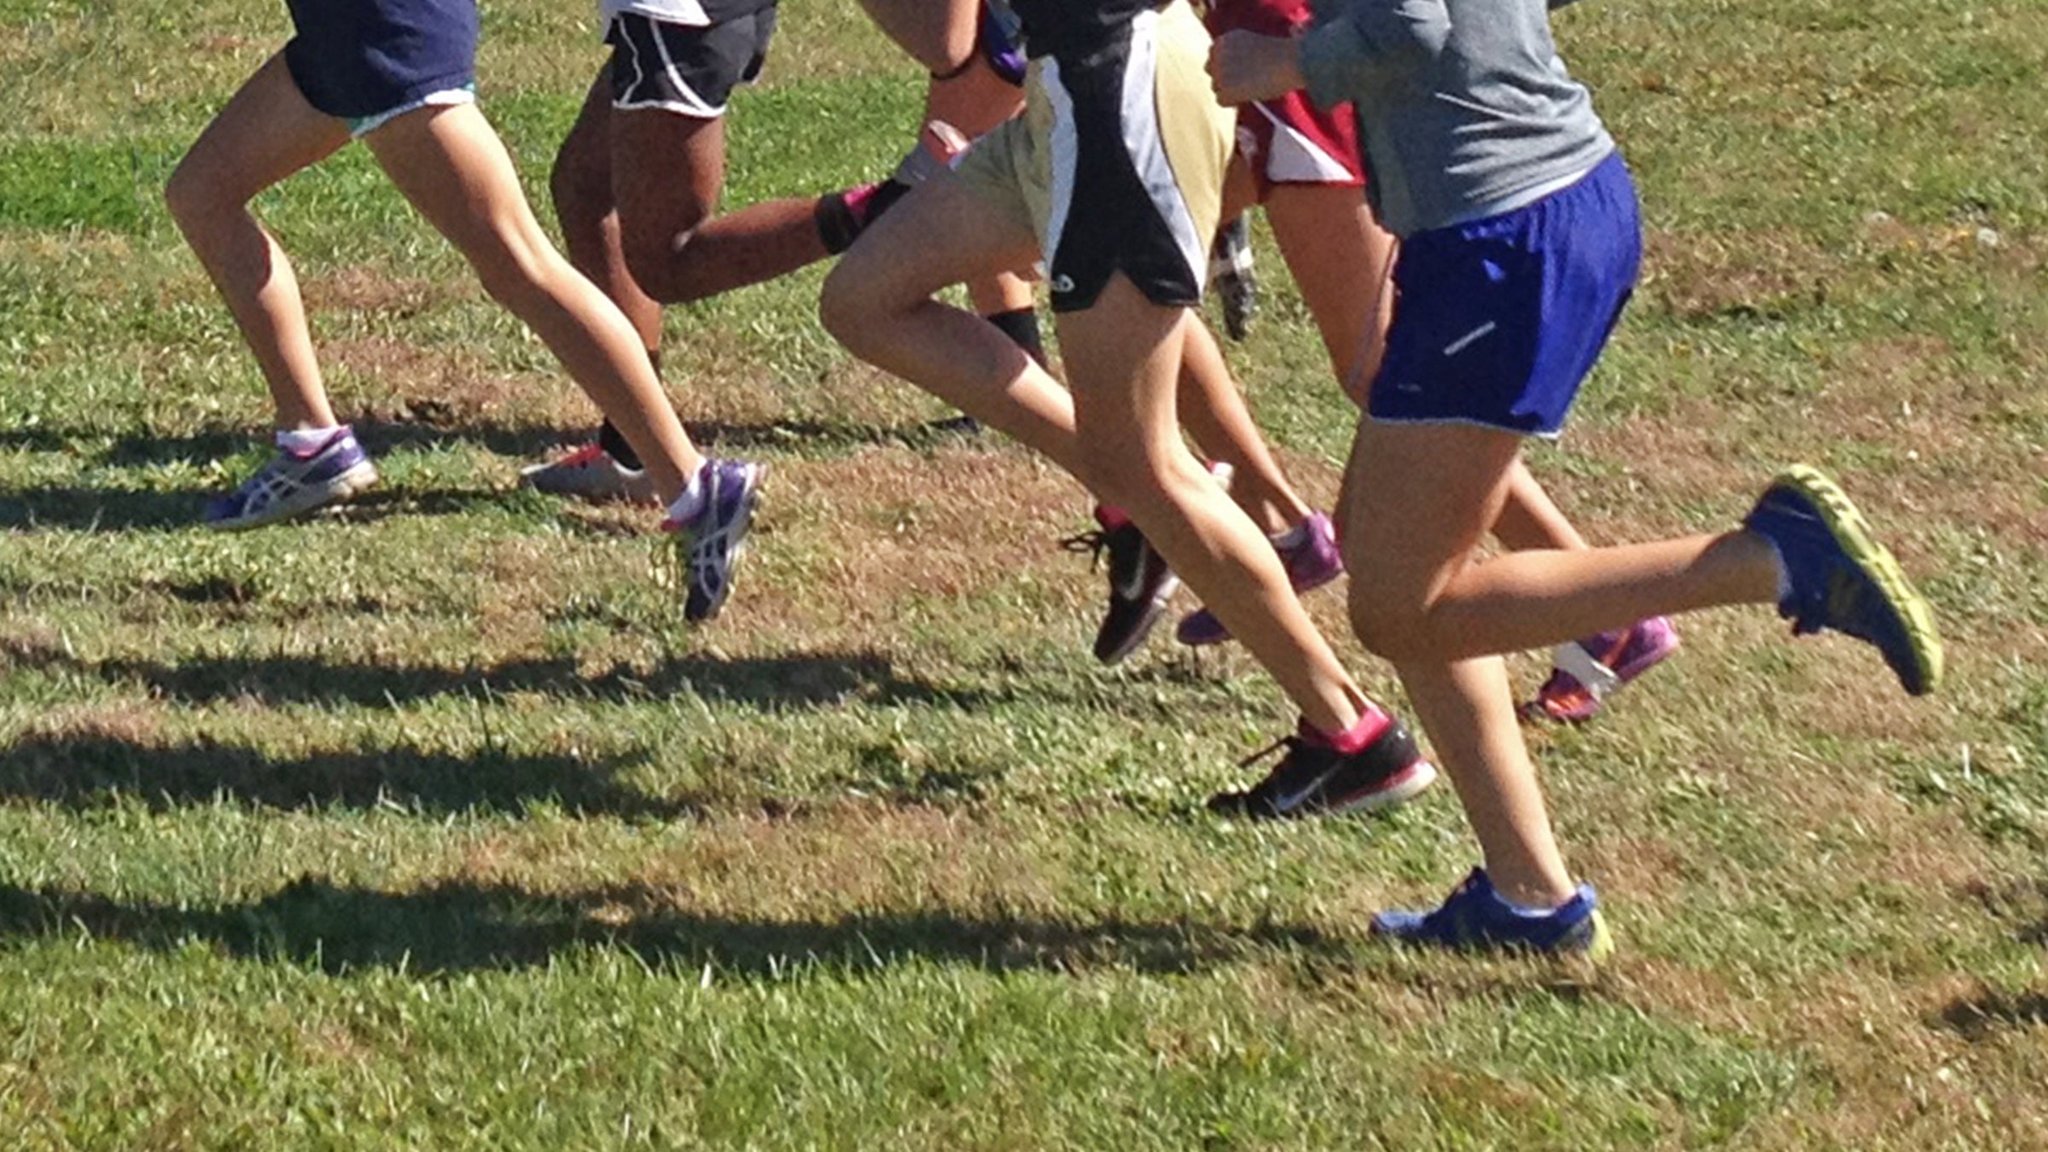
[1529,623,1683,724]
[1775,464,1944,695]
[1323,758,1438,816]
[210,461,378,531]
[1370,904,1616,963]
[518,463,662,507]
[683,462,766,624]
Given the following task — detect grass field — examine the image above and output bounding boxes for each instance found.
[2,0,2046,1147]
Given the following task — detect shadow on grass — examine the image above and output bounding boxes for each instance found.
[0,415,987,531]
[687,415,985,454]
[0,732,694,818]
[0,877,1339,977]
[0,484,511,531]
[4,641,991,712]
[1937,989,2048,1043]
[0,418,561,467]
[0,413,986,473]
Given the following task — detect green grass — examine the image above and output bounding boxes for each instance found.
[3,1,2047,1148]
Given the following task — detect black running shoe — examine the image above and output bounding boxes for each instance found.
[1208,710,1437,820]
[1063,506,1179,665]
[1210,214,1258,342]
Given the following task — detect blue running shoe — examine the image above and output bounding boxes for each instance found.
[1372,868,1614,959]
[663,458,765,623]
[1743,465,1943,696]
[206,428,377,530]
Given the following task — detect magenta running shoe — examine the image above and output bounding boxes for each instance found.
[1527,616,1681,723]
[1175,511,1343,647]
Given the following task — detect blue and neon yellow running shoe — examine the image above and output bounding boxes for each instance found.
[1372,868,1613,959]
[1743,465,1943,696]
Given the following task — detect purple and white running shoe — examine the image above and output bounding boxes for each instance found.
[662,458,765,623]
[1176,510,1344,647]
[205,427,377,530]
[1527,616,1681,723]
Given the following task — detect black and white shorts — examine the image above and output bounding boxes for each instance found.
[952,1,1232,313]
[606,8,776,118]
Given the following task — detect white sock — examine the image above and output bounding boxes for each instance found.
[666,464,708,523]
[276,426,341,457]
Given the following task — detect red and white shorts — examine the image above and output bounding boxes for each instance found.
[1204,0,1365,197]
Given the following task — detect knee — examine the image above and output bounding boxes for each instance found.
[163,157,223,235]
[618,209,711,303]
[1346,580,1433,664]
[819,251,908,359]
[817,262,867,349]
[619,236,677,302]
[466,231,558,310]
[1073,431,1191,517]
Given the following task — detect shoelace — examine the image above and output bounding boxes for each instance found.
[1236,734,1302,771]
[1059,529,1111,569]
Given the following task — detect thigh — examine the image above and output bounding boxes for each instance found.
[602,13,758,245]
[1341,418,1524,610]
[1265,182,1394,399]
[177,52,352,201]
[364,102,547,261]
[610,106,726,250]
[832,164,1042,307]
[552,64,617,209]
[1055,276,1193,463]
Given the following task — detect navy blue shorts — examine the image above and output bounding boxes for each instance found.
[1368,151,1642,438]
[283,0,479,131]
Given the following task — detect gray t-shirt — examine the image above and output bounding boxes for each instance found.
[1297,0,1614,237]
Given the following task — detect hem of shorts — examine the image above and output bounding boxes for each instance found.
[611,95,727,119]
[349,85,477,138]
[1049,289,1201,315]
[606,8,715,34]
[1262,174,1366,190]
[1365,412,1566,441]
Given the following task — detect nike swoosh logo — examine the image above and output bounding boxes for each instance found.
[1272,768,1337,813]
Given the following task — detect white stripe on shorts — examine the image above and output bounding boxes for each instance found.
[1040,57,1080,278]
[1257,103,1354,184]
[639,18,725,117]
[1119,8,1205,294]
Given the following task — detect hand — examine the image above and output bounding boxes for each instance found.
[1207,30,1307,106]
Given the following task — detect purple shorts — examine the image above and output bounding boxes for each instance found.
[1369,151,1642,437]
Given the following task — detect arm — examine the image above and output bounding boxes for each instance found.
[856,0,982,75]
[1296,0,1450,109]
[1209,0,1449,108]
